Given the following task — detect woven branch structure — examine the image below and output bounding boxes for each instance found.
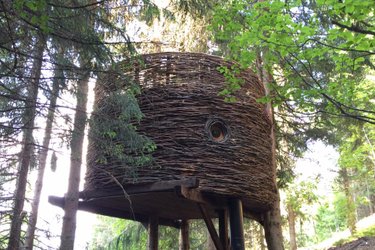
[85,52,277,212]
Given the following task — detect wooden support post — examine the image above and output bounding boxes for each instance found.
[148,216,159,250]
[218,209,229,250]
[179,220,190,250]
[228,199,245,250]
[197,203,224,250]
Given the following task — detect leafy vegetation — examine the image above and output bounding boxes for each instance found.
[211,0,374,122]
[208,0,374,248]
[315,195,348,242]
[91,87,156,176]
[333,224,375,247]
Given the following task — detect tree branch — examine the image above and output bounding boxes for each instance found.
[332,20,375,36]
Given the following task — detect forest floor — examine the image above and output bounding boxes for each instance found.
[300,214,375,250]
[328,237,375,250]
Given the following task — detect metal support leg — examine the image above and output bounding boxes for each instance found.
[228,199,245,250]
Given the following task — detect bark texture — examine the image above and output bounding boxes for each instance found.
[287,204,297,250]
[23,65,62,249]
[342,167,357,234]
[257,53,285,250]
[263,192,284,250]
[59,69,89,250]
[7,34,45,250]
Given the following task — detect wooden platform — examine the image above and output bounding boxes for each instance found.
[49,178,269,249]
[49,178,263,228]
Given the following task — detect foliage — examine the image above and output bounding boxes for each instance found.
[89,218,212,250]
[334,118,375,232]
[356,225,375,238]
[337,122,375,198]
[90,217,148,250]
[333,224,375,247]
[286,180,319,220]
[285,180,319,247]
[90,85,156,177]
[0,0,173,248]
[315,195,348,242]
[211,3,374,246]
[211,0,375,124]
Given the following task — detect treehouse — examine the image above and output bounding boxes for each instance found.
[50,52,277,250]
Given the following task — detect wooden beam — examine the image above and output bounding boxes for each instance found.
[228,199,245,250]
[197,203,223,250]
[175,186,206,204]
[80,178,199,200]
[176,186,226,210]
[218,209,229,250]
[148,216,159,250]
[179,220,189,250]
[48,196,180,228]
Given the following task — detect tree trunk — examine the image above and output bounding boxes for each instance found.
[287,204,297,250]
[23,64,63,249]
[263,192,284,250]
[7,34,46,250]
[257,53,284,250]
[59,67,90,250]
[341,167,357,234]
[365,179,374,215]
[362,127,375,214]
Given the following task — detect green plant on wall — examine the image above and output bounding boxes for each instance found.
[90,83,156,178]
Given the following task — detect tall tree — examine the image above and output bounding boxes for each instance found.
[7,32,46,250]
[1,1,49,247]
[339,167,357,234]
[210,1,374,247]
[285,181,318,250]
[1,0,220,248]
[60,60,90,249]
[335,121,375,234]
[57,0,125,247]
[24,49,64,249]
[256,52,285,250]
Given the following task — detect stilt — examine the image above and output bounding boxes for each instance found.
[198,203,224,250]
[179,220,190,250]
[148,216,159,250]
[228,199,245,250]
[218,209,229,249]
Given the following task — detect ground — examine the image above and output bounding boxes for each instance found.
[328,237,375,250]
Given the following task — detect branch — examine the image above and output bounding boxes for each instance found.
[332,20,375,36]
[46,0,106,9]
[304,38,375,55]
[283,55,375,124]
[0,1,18,77]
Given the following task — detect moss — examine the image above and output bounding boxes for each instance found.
[355,225,375,238]
[333,224,375,246]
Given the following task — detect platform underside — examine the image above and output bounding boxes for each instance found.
[49,178,267,227]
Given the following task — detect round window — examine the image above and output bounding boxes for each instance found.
[206,119,230,143]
